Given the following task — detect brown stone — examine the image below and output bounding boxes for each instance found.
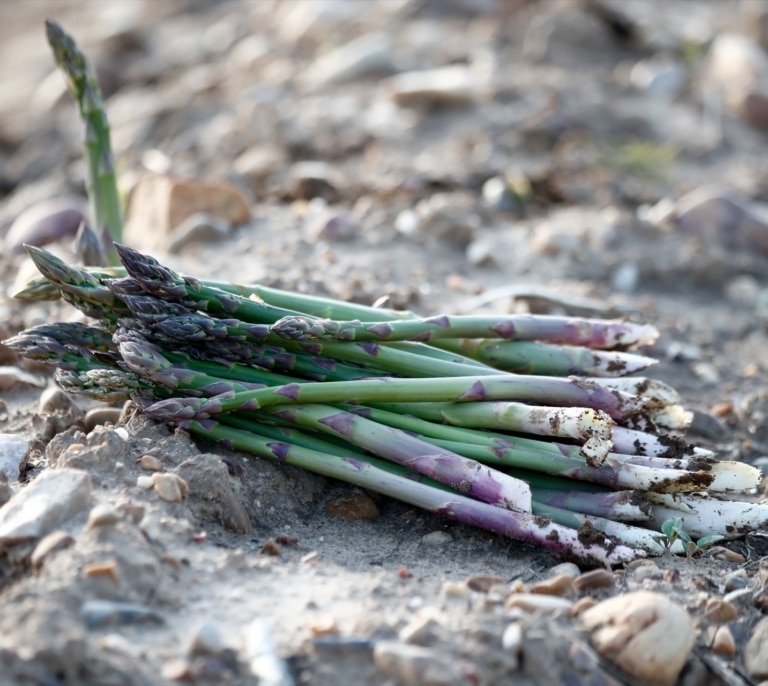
[125,175,251,251]
[704,597,738,623]
[529,573,573,596]
[581,591,695,686]
[710,626,737,656]
[324,492,379,521]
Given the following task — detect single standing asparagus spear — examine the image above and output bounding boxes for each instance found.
[45,20,123,265]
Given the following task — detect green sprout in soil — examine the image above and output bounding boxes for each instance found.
[654,517,724,558]
[45,20,123,266]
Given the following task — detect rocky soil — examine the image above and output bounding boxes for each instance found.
[3,1,768,684]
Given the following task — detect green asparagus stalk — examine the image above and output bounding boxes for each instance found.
[45,21,123,265]
[435,339,658,377]
[268,313,658,349]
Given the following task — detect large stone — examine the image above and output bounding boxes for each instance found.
[3,196,87,254]
[125,175,251,251]
[0,468,91,546]
[706,34,768,128]
[675,186,768,254]
[580,591,694,686]
[744,617,768,680]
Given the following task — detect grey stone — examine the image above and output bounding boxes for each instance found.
[0,468,91,545]
[301,32,394,88]
[0,433,28,482]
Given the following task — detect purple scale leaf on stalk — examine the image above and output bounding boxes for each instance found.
[343,457,368,471]
[317,411,356,436]
[299,342,323,355]
[459,380,488,401]
[275,383,301,400]
[490,320,518,338]
[268,441,291,462]
[425,315,451,328]
[310,357,335,371]
[246,324,271,340]
[359,342,380,356]
[366,323,394,339]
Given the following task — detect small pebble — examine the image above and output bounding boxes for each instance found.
[501,622,523,654]
[309,616,339,637]
[260,538,282,556]
[291,161,340,202]
[139,454,163,472]
[383,65,475,108]
[30,530,75,571]
[441,581,468,598]
[152,473,189,502]
[547,562,581,579]
[86,504,121,529]
[710,626,737,656]
[242,618,293,686]
[186,621,226,658]
[80,599,164,629]
[529,573,573,596]
[84,407,123,432]
[373,641,465,686]
[573,569,615,592]
[83,560,120,584]
[720,548,746,564]
[420,531,453,546]
[136,475,154,490]
[505,593,573,614]
[323,492,379,520]
[299,31,393,88]
[38,387,76,414]
[632,565,663,583]
[399,615,448,647]
[570,597,598,616]
[466,575,505,594]
[725,570,749,592]
[704,597,738,623]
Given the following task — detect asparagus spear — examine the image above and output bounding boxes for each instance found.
[436,339,658,377]
[269,314,658,349]
[45,21,123,265]
[138,371,661,423]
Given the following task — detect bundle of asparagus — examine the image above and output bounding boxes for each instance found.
[6,245,766,566]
